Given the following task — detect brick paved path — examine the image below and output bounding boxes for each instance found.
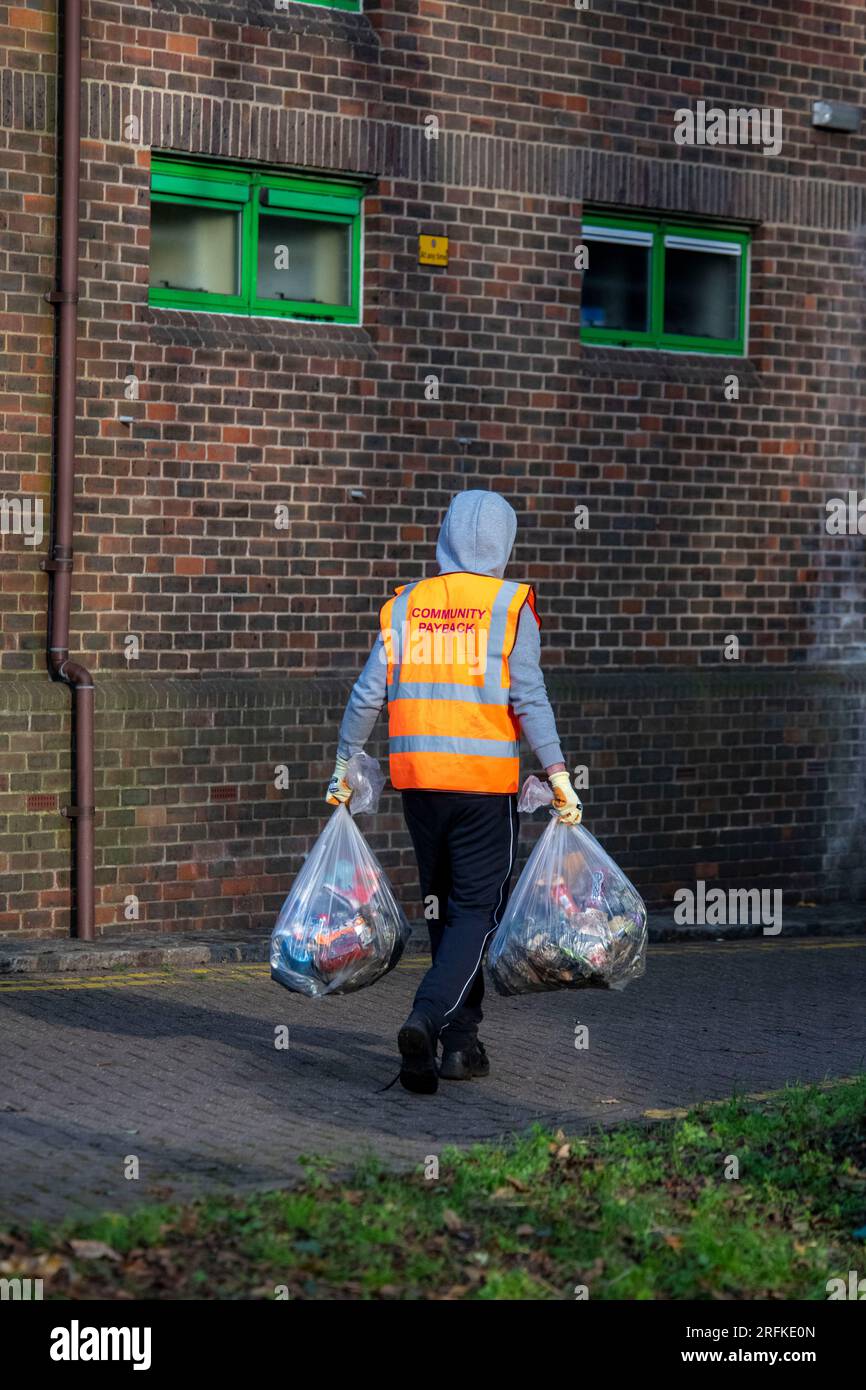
[0,938,863,1223]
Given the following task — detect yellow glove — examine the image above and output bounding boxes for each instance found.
[326,755,352,807]
[549,770,583,825]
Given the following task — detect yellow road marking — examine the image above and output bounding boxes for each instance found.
[0,936,861,992]
[0,964,271,992]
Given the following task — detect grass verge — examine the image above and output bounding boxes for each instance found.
[2,1077,864,1300]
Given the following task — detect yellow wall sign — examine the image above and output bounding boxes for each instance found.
[418,235,449,267]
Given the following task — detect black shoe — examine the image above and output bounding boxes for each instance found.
[439,1040,489,1081]
[397,1010,439,1095]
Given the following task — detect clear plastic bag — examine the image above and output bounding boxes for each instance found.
[345,751,386,817]
[270,797,411,998]
[488,777,647,996]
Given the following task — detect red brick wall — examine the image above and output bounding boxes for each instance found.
[1,1,865,934]
[2,667,861,937]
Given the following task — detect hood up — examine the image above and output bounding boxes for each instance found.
[435,490,517,579]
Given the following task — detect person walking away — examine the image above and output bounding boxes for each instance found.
[325,491,581,1094]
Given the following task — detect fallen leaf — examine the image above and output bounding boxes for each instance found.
[69,1240,121,1262]
[442,1209,463,1232]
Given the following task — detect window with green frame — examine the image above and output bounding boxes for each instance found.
[580,214,750,354]
[280,0,360,10]
[149,158,364,323]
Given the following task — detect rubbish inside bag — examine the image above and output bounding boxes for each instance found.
[270,802,412,998]
[487,777,647,996]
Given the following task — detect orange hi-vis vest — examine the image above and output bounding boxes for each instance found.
[379,571,540,794]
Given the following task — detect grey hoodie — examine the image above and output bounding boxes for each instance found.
[335,490,565,772]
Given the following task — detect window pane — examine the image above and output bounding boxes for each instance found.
[150,201,240,296]
[581,240,650,332]
[663,248,740,340]
[257,211,350,306]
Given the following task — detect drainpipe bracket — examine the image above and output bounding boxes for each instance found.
[41,546,74,573]
[61,805,94,819]
[45,289,79,305]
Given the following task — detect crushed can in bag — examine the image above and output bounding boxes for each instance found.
[270,755,412,997]
[487,776,647,996]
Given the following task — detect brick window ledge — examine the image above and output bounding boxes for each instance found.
[579,344,764,388]
[151,1,375,47]
[141,306,376,362]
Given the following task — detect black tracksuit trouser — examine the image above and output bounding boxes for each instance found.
[401,789,520,1051]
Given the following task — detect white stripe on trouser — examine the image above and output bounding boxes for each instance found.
[441,801,516,1030]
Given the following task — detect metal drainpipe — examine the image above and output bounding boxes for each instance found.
[42,0,96,939]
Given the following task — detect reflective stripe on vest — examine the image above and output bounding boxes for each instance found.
[379,572,537,794]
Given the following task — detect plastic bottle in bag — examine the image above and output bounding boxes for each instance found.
[487,776,648,996]
[270,755,412,997]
